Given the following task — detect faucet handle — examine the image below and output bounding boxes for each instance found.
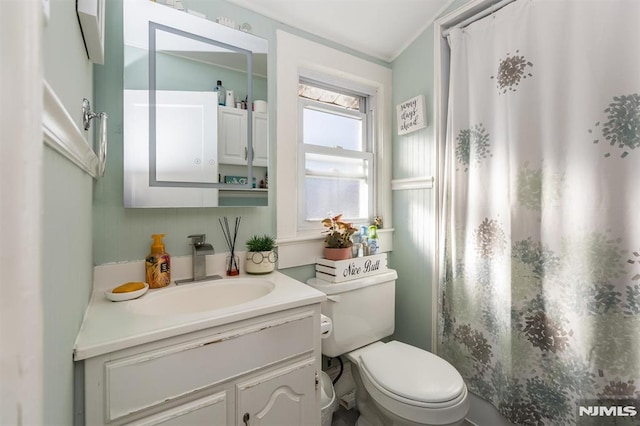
[187,234,207,246]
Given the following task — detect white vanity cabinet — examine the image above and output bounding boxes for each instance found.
[124,392,228,426]
[237,359,316,426]
[81,306,321,426]
[218,106,268,167]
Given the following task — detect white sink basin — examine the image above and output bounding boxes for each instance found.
[128,278,275,316]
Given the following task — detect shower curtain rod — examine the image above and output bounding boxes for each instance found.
[442,0,517,38]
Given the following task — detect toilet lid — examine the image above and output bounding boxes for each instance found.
[359,341,465,404]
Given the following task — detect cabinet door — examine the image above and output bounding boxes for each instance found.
[218,107,248,165]
[128,391,227,426]
[237,359,318,426]
[155,91,218,184]
[252,112,268,167]
[123,90,219,207]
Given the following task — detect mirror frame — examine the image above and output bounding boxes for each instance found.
[148,22,255,190]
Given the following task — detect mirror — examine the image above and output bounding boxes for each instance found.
[123,0,268,207]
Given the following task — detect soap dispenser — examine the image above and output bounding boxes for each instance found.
[145,234,171,288]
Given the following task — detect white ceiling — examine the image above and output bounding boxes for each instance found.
[224,0,454,62]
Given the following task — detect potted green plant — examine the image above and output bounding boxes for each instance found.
[321,214,358,261]
[245,234,277,274]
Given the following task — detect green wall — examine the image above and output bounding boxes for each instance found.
[42,146,94,424]
[390,28,437,352]
[42,0,95,424]
[44,0,93,133]
[389,0,471,352]
[124,47,268,101]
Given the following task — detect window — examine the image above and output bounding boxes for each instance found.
[297,80,374,228]
[275,31,392,268]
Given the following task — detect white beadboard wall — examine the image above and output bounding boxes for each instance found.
[390,181,436,351]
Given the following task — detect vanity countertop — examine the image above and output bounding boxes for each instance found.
[73,271,325,361]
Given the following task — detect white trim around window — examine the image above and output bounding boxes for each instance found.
[276,30,393,268]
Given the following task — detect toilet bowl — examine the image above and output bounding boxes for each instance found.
[348,341,469,426]
[307,270,469,425]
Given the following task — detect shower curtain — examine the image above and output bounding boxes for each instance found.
[438,1,640,424]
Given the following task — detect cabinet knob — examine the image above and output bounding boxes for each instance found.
[243,413,250,425]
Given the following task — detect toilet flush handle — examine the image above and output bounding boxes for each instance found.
[327,295,341,303]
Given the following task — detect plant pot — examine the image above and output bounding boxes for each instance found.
[323,247,352,261]
[245,250,277,274]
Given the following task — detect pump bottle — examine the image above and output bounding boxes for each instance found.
[368,225,380,255]
[146,234,171,288]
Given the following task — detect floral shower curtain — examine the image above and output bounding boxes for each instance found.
[438,0,640,424]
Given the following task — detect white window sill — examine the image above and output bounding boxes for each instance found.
[276,228,394,269]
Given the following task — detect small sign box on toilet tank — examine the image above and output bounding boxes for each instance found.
[316,253,388,283]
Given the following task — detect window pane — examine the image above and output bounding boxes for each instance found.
[305,152,368,177]
[303,108,362,150]
[305,176,369,221]
[298,80,373,228]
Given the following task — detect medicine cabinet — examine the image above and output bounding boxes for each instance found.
[123,0,268,207]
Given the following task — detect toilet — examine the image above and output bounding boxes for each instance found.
[307,270,469,426]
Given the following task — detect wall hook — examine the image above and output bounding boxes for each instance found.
[82,98,106,131]
[82,98,109,177]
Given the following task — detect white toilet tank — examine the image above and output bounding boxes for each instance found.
[307,270,397,357]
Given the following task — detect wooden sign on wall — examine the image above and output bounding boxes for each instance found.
[396,94,426,135]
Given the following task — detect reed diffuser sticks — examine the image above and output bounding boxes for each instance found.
[219,216,241,275]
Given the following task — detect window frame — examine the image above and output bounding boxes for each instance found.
[275,30,393,268]
[296,86,375,230]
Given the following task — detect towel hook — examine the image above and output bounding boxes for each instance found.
[82,98,107,131]
[82,98,109,177]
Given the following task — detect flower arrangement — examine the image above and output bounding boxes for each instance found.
[322,214,358,249]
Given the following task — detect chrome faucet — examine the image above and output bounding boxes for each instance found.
[175,234,222,285]
[187,234,216,282]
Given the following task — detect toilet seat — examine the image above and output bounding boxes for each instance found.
[356,341,469,424]
[360,341,465,404]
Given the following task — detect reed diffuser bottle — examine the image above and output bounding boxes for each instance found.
[219,216,241,276]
